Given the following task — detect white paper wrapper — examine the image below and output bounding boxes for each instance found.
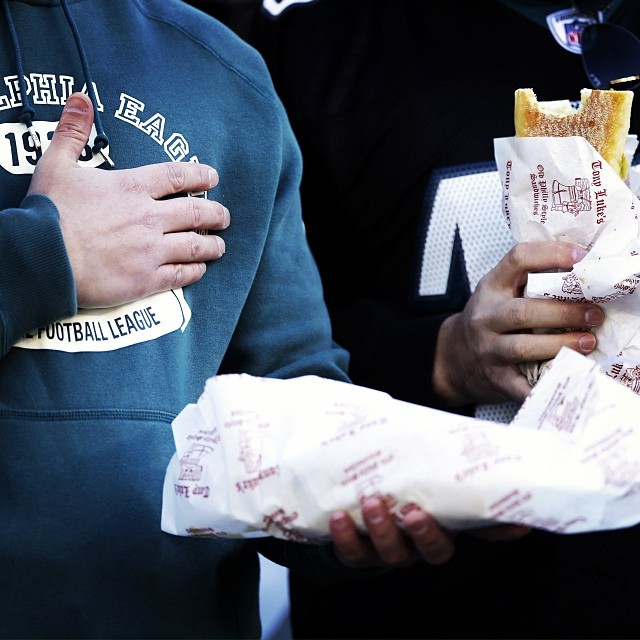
[511,348,640,531]
[161,348,640,543]
[494,135,640,385]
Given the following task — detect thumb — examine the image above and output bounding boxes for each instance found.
[46,92,94,164]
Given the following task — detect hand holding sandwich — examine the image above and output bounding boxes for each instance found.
[433,240,604,406]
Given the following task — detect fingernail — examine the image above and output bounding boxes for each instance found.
[63,93,90,114]
[208,169,218,188]
[330,512,348,531]
[363,498,384,524]
[572,247,588,264]
[222,206,230,228]
[585,308,603,327]
[403,509,430,535]
[216,236,225,255]
[579,334,596,352]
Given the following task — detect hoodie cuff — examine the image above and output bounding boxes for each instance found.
[0,193,76,355]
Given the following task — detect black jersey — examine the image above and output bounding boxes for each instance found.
[241,0,640,421]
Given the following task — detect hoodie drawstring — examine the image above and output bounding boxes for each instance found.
[2,0,114,167]
[2,0,39,149]
[59,0,114,167]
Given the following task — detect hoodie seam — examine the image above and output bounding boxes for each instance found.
[0,408,177,422]
[130,0,281,109]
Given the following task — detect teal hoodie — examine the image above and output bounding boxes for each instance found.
[0,0,352,637]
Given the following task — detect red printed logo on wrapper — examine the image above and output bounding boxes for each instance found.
[552,178,591,216]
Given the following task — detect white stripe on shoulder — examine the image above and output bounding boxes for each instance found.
[262,0,318,17]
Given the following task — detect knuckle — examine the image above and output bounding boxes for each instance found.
[166,162,187,192]
[187,196,203,229]
[561,305,582,327]
[467,305,486,329]
[157,264,184,291]
[475,272,491,290]
[507,338,527,363]
[140,206,159,230]
[55,118,90,145]
[506,243,528,268]
[119,172,149,197]
[500,328,526,360]
[559,308,575,327]
[189,233,202,261]
[169,263,183,290]
[507,301,528,329]
[466,305,493,341]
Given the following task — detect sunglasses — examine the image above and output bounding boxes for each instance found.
[572,0,640,90]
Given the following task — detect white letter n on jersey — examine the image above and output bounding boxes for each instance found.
[417,163,513,300]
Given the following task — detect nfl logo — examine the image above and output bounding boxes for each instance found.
[565,19,585,47]
[546,8,596,54]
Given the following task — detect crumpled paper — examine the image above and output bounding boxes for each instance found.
[161,347,640,542]
[493,134,640,386]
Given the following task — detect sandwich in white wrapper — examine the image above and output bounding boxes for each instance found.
[494,88,640,388]
[161,347,640,543]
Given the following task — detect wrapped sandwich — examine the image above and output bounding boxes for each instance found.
[494,88,640,388]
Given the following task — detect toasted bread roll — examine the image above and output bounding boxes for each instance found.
[515,87,633,178]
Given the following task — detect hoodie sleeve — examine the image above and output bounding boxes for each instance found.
[0,193,77,358]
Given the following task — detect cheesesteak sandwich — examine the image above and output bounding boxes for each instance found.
[514,87,633,179]
[512,87,634,387]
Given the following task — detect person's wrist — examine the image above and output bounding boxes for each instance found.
[432,314,468,407]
